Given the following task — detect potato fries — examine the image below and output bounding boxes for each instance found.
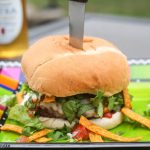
[79,116,142,142]
[28,129,52,142]
[0,124,23,134]
[123,89,132,109]
[122,107,150,128]
[89,132,103,142]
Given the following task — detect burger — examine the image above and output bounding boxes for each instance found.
[21,35,129,132]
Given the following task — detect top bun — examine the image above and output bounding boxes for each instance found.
[21,35,129,97]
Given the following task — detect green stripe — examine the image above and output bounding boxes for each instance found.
[131,65,150,79]
[0,87,13,96]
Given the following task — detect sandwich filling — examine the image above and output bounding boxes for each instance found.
[22,84,124,126]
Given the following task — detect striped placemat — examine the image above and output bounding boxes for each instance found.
[0,59,150,85]
[1,59,150,67]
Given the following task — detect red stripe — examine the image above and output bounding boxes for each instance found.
[0,105,6,111]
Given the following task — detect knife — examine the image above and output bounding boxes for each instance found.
[69,0,88,49]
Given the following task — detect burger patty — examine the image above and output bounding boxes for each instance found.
[37,102,97,119]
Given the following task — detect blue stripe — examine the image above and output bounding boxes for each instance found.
[0,84,14,92]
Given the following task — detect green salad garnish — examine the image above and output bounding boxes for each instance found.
[62,98,94,123]
[91,91,104,117]
[108,93,124,112]
[8,105,44,135]
[0,95,16,107]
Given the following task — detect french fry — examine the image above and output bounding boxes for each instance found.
[89,132,103,142]
[16,92,23,104]
[28,129,52,142]
[122,107,150,129]
[43,96,55,103]
[79,116,142,142]
[0,124,23,134]
[123,88,132,109]
[34,137,52,143]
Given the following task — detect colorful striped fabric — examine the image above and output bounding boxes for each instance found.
[0,109,3,119]
[0,105,8,127]
[0,74,19,90]
[0,67,21,80]
[0,87,13,96]
[0,84,14,92]
[0,105,5,118]
[0,62,24,95]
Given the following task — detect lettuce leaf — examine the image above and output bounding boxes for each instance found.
[0,95,16,107]
[8,105,44,130]
[21,84,32,93]
[22,126,37,136]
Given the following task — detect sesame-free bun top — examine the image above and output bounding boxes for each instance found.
[21,35,129,97]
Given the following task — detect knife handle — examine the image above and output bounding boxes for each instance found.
[70,0,88,3]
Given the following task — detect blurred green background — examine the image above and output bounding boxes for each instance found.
[28,0,150,18]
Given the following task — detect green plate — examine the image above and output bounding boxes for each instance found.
[0,82,150,143]
[110,82,150,142]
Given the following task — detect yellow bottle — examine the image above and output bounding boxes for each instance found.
[0,0,28,59]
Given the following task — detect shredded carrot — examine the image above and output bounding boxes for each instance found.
[122,107,150,129]
[28,129,52,142]
[79,116,142,142]
[123,88,132,109]
[43,96,55,103]
[34,137,52,143]
[16,92,23,104]
[89,132,103,142]
[0,124,23,134]
[0,74,18,90]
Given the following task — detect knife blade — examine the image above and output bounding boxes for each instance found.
[69,0,88,49]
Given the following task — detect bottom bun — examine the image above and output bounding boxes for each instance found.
[39,112,123,130]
